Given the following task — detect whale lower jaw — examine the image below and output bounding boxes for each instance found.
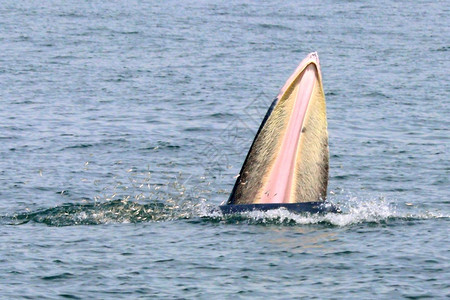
[220,202,339,214]
[227,52,329,205]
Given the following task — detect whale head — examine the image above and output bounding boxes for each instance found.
[228,52,329,205]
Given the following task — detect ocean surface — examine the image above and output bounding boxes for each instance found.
[1,0,449,298]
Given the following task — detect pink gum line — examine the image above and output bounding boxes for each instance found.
[259,64,317,203]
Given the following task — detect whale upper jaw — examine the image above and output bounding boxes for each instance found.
[228,52,329,205]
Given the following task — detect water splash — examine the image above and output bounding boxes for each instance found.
[2,199,205,226]
[2,194,446,227]
[201,196,449,226]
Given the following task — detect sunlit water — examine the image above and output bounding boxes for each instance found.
[1,0,449,299]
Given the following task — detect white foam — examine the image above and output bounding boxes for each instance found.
[199,196,449,226]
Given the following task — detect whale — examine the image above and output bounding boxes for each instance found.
[220,52,338,214]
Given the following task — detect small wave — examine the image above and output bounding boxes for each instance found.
[41,272,75,281]
[63,143,94,149]
[434,46,449,52]
[257,23,292,31]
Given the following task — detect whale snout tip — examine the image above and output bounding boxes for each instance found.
[307,52,320,64]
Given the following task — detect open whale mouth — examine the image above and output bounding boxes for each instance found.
[227,52,329,205]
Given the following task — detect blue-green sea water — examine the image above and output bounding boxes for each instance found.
[0,0,449,298]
